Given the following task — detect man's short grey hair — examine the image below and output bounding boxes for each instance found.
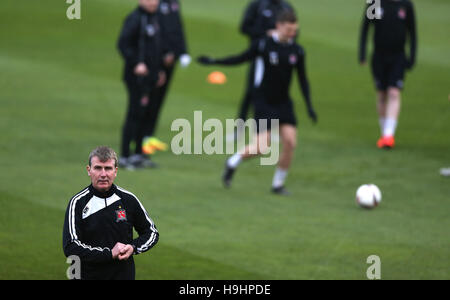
[88,146,118,168]
[276,9,297,24]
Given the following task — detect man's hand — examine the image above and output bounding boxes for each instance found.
[118,244,134,261]
[308,107,318,124]
[163,53,175,67]
[141,95,149,107]
[360,60,367,66]
[156,71,166,88]
[112,242,126,259]
[197,56,215,65]
[134,63,149,76]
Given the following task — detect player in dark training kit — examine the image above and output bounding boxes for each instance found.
[359,0,417,149]
[141,0,191,155]
[198,10,317,195]
[236,0,294,127]
[117,0,166,169]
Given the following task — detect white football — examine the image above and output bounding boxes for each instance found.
[356,184,382,209]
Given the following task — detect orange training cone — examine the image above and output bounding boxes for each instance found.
[207,71,227,85]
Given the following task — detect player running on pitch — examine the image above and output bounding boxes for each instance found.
[198,10,317,195]
[237,0,294,123]
[359,0,417,149]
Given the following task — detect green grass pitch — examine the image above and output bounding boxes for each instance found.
[0,0,448,279]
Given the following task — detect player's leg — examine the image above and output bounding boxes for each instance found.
[135,92,158,168]
[379,53,406,148]
[384,87,401,136]
[223,129,271,188]
[272,124,297,195]
[241,129,272,159]
[376,91,387,135]
[377,87,401,148]
[120,78,143,169]
[150,65,175,136]
[371,53,395,148]
[142,66,175,153]
[277,124,297,170]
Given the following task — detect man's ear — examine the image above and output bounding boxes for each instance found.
[86,165,91,175]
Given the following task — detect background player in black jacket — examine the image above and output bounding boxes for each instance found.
[359,0,417,149]
[117,0,166,169]
[199,10,317,195]
[141,0,191,155]
[236,0,294,128]
[63,146,159,280]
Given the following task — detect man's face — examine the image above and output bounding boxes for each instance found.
[139,0,160,13]
[87,157,117,192]
[276,22,299,42]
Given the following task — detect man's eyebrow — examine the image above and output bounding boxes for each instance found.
[93,165,114,169]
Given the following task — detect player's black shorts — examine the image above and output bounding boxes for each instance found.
[371,52,406,91]
[253,97,297,133]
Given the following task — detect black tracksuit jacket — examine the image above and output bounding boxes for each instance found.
[62,184,159,280]
[158,0,188,58]
[118,6,166,89]
[359,0,417,66]
[211,36,312,107]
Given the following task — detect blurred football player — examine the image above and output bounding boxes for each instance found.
[198,10,317,195]
[359,0,417,149]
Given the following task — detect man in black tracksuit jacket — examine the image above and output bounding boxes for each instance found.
[117,0,167,167]
[63,146,159,279]
[141,0,190,147]
[237,0,294,121]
